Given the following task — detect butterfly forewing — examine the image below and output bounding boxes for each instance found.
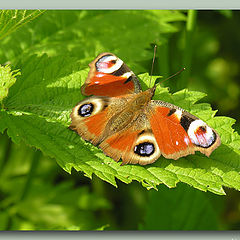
[148,100,221,159]
[81,53,142,97]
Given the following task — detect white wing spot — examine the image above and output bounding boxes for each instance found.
[122,72,132,78]
[184,136,190,145]
[96,73,104,77]
[174,110,183,120]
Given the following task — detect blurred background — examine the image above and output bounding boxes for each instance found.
[0,10,239,230]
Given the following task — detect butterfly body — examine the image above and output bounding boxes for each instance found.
[70,53,221,165]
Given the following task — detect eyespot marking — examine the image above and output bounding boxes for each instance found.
[95,55,123,73]
[198,126,207,133]
[74,97,109,120]
[188,120,216,148]
[134,142,155,157]
[132,132,161,163]
[78,103,94,117]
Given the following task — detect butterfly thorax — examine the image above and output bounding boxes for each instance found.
[107,88,154,134]
[130,87,155,108]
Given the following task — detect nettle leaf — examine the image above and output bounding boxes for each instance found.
[0,65,20,102]
[0,10,45,40]
[0,10,186,71]
[1,54,240,195]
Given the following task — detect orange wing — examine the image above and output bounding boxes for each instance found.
[81,53,142,97]
[148,100,221,160]
[99,127,161,165]
[70,95,131,145]
[70,96,111,144]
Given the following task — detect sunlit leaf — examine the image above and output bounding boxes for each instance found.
[1,54,239,195]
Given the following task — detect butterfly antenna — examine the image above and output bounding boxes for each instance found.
[149,44,157,87]
[154,67,186,87]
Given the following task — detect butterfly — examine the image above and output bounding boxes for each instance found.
[70,53,221,165]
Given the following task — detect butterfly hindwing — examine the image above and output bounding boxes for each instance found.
[99,113,161,165]
[81,53,142,97]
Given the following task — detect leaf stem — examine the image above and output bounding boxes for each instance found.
[20,150,41,201]
[158,40,169,83]
[92,175,105,197]
[0,134,12,176]
[178,10,197,90]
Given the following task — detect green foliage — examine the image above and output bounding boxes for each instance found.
[1,58,240,195]
[0,9,240,230]
[0,10,44,40]
[0,65,20,102]
[140,184,219,230]
[0,135,111,230]
[0,10,185,69]
[0,10,239,197]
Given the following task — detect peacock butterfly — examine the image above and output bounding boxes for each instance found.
[70,53,221,165]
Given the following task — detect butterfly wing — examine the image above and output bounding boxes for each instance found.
[147,100,221,160]
[81,53,142,97]
[70,93,161,165]
[99,113,161,165]
[70,91,221,165]
[70,95,130,145]
[99,98,221,165]
[71,52,221,165]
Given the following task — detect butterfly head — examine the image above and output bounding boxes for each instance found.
[143,84,157,100]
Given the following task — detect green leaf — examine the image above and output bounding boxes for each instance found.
[140,184,219,230]
[0,138,111,230]
[1,10,239,195]
[0,10,186,69]
[218,10,233,19]
[0,65,20,103]
[0,52,240,195]
[0,10,45,40]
